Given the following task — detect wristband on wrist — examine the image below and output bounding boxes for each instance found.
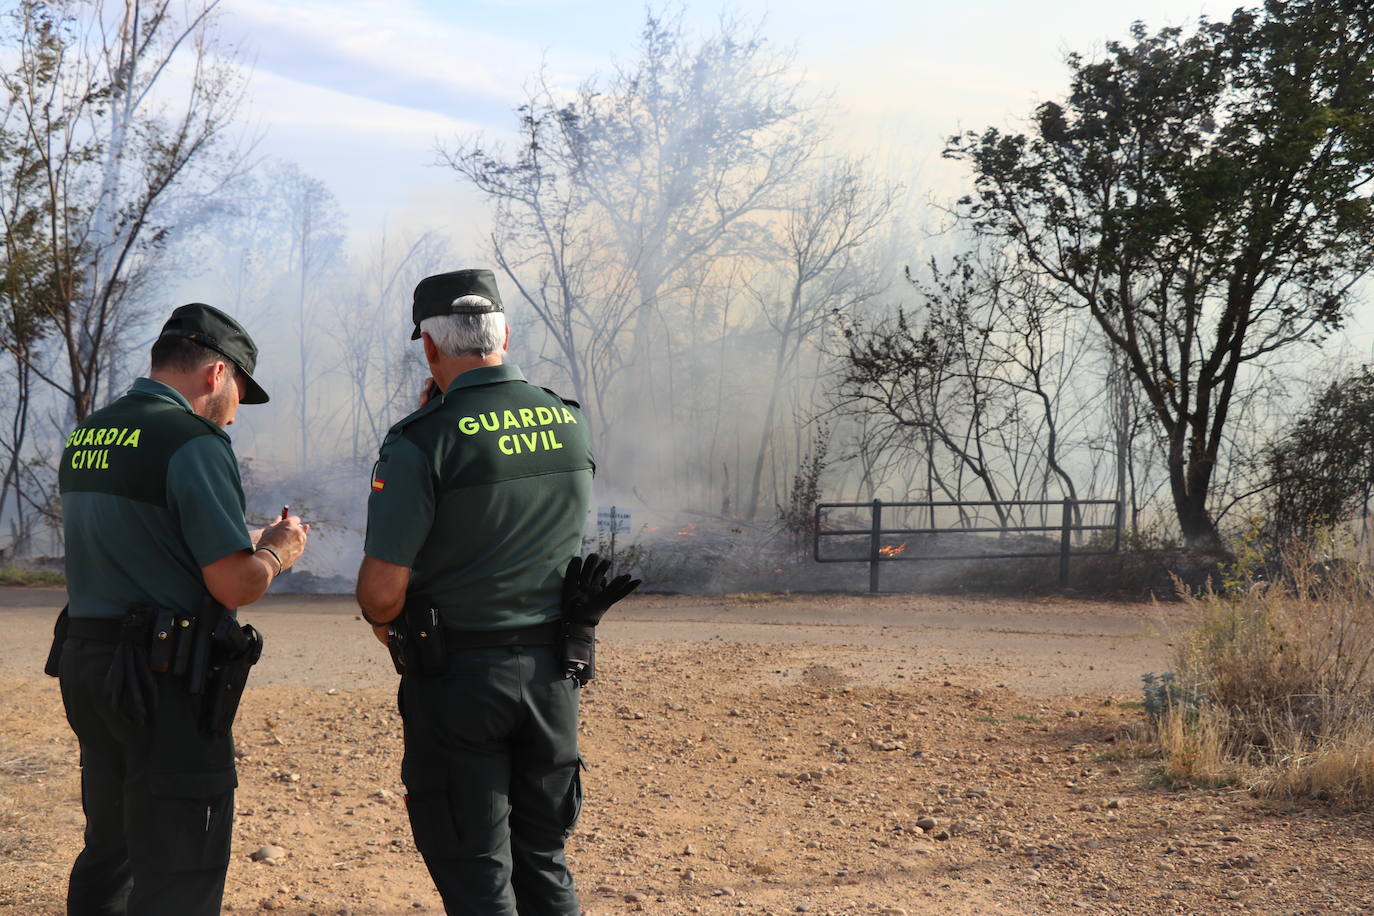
[254,544,284,576]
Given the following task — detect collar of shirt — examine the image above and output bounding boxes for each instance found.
[127,377,231,441]
[128,376,195,411]
[445,363,526,394]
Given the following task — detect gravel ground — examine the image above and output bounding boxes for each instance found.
[2,590,1372,915]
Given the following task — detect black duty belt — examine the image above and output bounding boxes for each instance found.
[443,621,562,648]
[54,603,262,737]
[66,616,128,643]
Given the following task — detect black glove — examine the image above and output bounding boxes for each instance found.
[560,553,641,684]
[561,553,641,626]
[104,611,157,727]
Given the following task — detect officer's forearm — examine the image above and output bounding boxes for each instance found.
[202,549,277,609]
[355,556,410,625]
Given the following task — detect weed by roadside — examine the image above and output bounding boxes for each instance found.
[1150,553,1374,803]
[0,568,63,587]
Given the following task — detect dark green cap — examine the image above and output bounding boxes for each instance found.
[157,303,269,404]
[411,269,503,340]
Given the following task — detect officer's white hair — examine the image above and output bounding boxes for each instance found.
[421,297,506,358]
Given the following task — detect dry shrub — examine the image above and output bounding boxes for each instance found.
[1154,706,1238,787]
[1159,555,1374,802]
[1252,722,1374,803]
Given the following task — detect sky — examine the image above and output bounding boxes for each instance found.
[216,0,1243,255]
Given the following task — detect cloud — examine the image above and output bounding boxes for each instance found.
[239,65,481,138]
[221,0,583,127]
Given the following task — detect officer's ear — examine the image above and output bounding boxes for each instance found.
[200,359,227,394]
[502,323,509,352]
[420,331,440,365]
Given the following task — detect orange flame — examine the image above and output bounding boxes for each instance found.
[676,523,698,536]
[878,542,907,557]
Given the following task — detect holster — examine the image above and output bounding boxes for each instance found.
[205,615,263,737]
[392,601,446,677]
[43,606,69,678]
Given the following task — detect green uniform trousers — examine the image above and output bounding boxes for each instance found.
[399,642,583,916]
[59,636,237,916]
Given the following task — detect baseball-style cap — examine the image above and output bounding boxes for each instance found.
[157,303,270,404]
[411,269,503,340]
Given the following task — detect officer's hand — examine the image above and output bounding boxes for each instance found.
[562,553,642,625]
[258,516,310,571]
[418,377,441,408]
[371,624,390,646]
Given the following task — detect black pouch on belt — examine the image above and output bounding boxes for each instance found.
[185,597,220,695]
[561,621,597,686]
[170,613,197,677]
[147,608,177,672]
[206,615,263,736]
[400,602,445,676]
[104,608,157,727]
[43,606,69,678]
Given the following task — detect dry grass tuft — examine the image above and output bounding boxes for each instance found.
[0,748,32,859]
[1252,723,1374,803]
[1154,706,1238,788]
[1156,554,1374,802]
[0,751,51,779]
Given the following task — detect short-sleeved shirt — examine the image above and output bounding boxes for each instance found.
[59,378,252,618]
[364,363,595,631]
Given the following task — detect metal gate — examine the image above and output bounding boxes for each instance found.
[813,498,1123,593]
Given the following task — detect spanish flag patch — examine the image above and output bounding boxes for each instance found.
[371,478,385,491]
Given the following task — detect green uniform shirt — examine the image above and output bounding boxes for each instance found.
[364,364,595,630]
[59,378,252,618]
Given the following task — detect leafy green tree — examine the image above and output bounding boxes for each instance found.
[1263,367,1374,546]
[947,1,1374,548]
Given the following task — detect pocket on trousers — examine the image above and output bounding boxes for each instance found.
[135,767,237,873]
[402,765,465,858]
[559,757,585,838]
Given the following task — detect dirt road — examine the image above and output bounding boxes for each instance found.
[0,591,1178,694]
[3,590,1371,915]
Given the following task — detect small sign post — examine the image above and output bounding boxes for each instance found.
[597,506,631,534]
[597,506,632,564]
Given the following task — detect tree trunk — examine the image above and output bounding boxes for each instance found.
[745,338,791,520]
[1166,428,1223,549]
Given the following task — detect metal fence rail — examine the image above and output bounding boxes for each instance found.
[814,498,1123,593]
